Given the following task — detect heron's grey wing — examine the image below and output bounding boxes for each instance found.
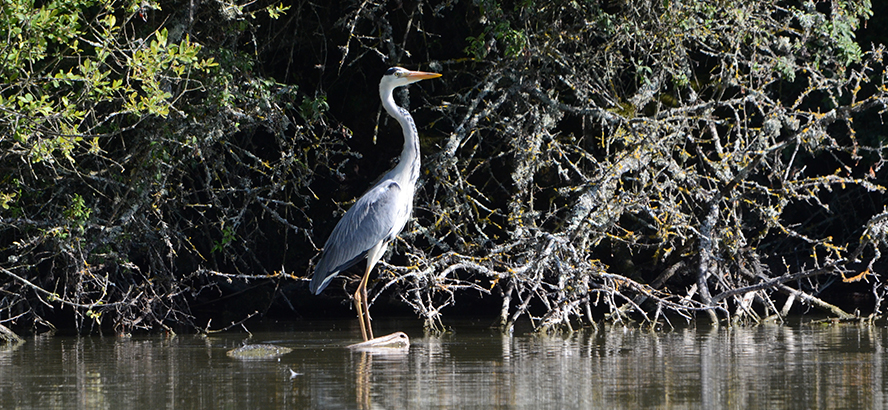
[310,180,402,294]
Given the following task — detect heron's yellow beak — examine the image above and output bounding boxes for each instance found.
[404,71,442,80]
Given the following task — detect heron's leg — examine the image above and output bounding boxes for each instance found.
[362,276,374,340]
[353,290,367,341]
[354,262,374,341]
[356,241,387,341]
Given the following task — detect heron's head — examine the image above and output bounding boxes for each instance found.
[379,67,441,94]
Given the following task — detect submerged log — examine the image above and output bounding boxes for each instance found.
[226,344,293,360]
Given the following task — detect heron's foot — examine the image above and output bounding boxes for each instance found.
[347,331,410,350]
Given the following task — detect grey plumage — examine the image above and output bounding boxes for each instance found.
[309,67,441,341]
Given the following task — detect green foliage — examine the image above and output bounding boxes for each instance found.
[0,191,17,211]
[63,194,91,224]
[0,0,92,79]
[212,225,237,253]
[0,0,884,335]
[266,2,289,19]
[0,0,219,165]
[125,28,217,116]
[807,0,873,64]
[0,0,316,333]
[464,33,488,60]
[464,1,528,59]
[299,95,329,122]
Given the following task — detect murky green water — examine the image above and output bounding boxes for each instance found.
[0,319,885,409]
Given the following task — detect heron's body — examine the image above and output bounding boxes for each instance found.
[310,67,440,341]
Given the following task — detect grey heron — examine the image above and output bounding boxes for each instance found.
[310,67,441,342]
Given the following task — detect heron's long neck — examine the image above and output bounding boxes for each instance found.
[381,88,420,186]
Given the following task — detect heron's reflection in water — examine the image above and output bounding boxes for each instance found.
[351,334,410,410]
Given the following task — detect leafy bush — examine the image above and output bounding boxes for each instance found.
[1,0,886,335]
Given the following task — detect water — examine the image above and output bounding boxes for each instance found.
[0,319,886,409]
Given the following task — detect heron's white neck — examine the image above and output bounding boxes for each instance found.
[380,86,421,186]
